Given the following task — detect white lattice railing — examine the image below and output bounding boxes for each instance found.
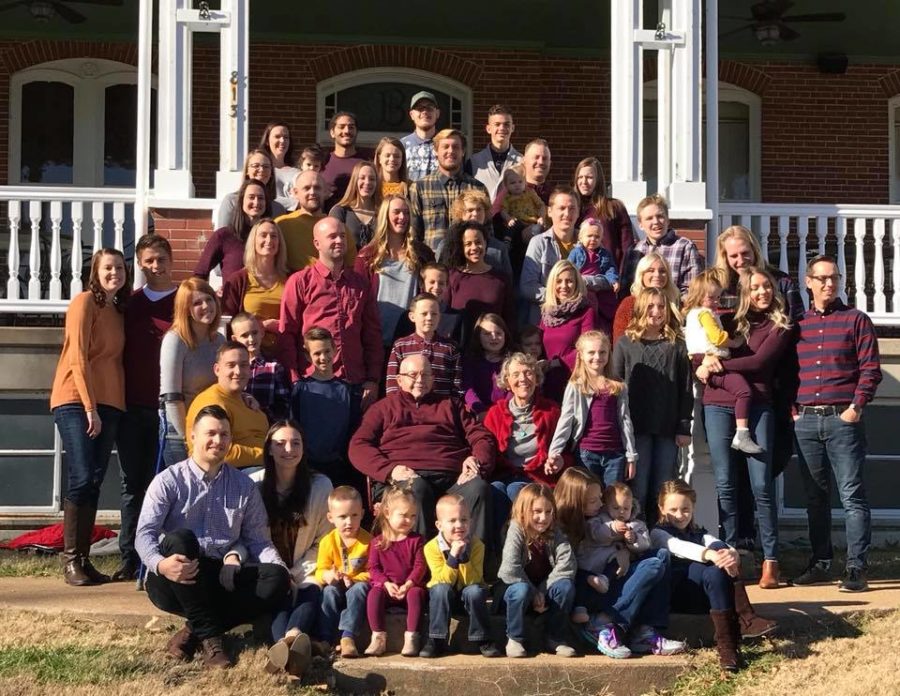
[0,186,138,313]
[719,202,900,325]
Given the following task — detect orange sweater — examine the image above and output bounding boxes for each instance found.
[50,292,126,411]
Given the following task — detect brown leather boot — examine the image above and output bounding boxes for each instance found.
[79,505,110,584]
[758,559,780,589]
[200,636,234,669]
[733,580,777,638]
[61,500,94,586]
[166,624,200,662]
[710,609,742,673]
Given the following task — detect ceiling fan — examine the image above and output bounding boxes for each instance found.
[0,0,123,24]
[721,0,846,46]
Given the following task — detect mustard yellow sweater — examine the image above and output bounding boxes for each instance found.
[424,534,485,589]
[185,383,267,467]
[315,528,372,584]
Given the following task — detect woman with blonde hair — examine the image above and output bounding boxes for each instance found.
[539,259,597,402]
[221,218,289,359]
[612,288,693,523]
[329,160,382,248]
[159,278,225,466]
[374,137,409,199]
[612,252,681,344]
[354,195,434,347]
[695,266,796,589]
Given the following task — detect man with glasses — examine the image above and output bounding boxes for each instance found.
[791,255,882,592]
[403,91,441,182]
[349,354,496,550]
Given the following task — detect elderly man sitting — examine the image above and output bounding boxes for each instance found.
[349,354,495,549]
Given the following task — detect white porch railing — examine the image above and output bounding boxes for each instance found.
[0,186,137,313]
[719,202,900,325]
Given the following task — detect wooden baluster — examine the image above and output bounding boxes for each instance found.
[28,201,42,300]
[759,215,771,264]
[797,216,809,310]
[113,202,125,252]
[49,201,62,300]
[873,218,886,314]
[6,201,21,301]
[816,215,828,256]
[70,202,84,296]
[892,219,900,315]
[836,217,848,303]
[92,202,104,255]
[853,218,867,312]
[778,215,790,273]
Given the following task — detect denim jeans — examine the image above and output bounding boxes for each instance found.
[54,403,122,507]
[158,408,188,468]
[272,584,323,641]
[490,476,531,535]
[116,405,160,562]
[794,412,871,570]
[318,581,370,642]
[632,434,679,524]
[704,404,779,560]
[428,583,492,641]
[503,578,575,643]
[578,449,626,487]
[596,549,671,631]
[669,560,735,613]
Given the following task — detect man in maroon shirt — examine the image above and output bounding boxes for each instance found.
[349,354,496,550]
[114,234,176,582]
[278,217,382,408]
[321,111,369,210]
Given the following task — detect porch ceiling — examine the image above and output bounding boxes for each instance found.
[0,1,897,61]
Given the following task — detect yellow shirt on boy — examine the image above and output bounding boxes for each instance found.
[424,534,485,590]
[315,528,372,584]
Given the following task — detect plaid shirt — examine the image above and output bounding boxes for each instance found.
[245,356,291,421]
[629,229,703,295]
[410,170,488,251]
[386,332,462,396]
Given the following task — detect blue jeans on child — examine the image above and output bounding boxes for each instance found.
[668,559,734,613]
[272,584,322,641]
[490,476,531,535]
[54,403,122,507]
[578,449,626,486]
[590,549,672,631]
[428,583,492,641]
[502,579,576,643]
[318,581,370,642]
[632,434,679,522]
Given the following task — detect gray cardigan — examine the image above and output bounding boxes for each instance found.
[498,520,576,593]
[548,381,638,462]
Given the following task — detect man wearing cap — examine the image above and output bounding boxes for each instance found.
[403,91,441,182]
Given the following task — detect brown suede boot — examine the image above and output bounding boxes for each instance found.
[200,636,234,669]
[710,609,742,673]
[733,580,777,639]
[758,559,780,589]
[61,500,93,586]
[79,505,110,584]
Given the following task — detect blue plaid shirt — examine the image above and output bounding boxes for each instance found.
[136,458,285,574]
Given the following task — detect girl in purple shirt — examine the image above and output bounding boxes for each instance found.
[364,487,428,657]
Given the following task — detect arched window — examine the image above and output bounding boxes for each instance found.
[316,68,472,150]
[643,81,761,201]
[8,58,157,187]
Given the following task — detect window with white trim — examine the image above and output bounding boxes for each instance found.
[890,96,900,204]
[9,58,156,187]
[317,68,472,150]
[643,82,761,201]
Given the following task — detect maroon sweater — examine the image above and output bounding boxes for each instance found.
[368,534,427,588]
[446,267,517,335]
[349,390,496,483]
[700,313,795,409]
[123,288,175,408]
[194,227,245,280]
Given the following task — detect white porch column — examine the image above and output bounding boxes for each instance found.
[610,0,647,212]
[154,0,194,198]
[133,0,153,288]
[705,0,721,259]
[216,0,250,199]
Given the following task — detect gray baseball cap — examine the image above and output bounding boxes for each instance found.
[409,90,438,109]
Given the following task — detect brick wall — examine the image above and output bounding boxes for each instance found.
[149,208,213,281]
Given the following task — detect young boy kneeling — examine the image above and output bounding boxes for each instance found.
[316,486,371,658]
[421,494,502,658]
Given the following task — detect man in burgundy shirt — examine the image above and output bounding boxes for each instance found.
[791,255,882,593]
[321,111,368,210]
[349,354,496,550]
[278,217,382,408]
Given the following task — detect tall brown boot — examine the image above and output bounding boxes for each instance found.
[710,609,742,673]
[733,580,777,639]
[61,500,94,586]
[79,504,110,584]
[759,559,780,589]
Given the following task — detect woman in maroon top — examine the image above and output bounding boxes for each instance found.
[696,267,796,590]
[443,219,516,346]
[572,156,635,278]
[539,259,597,402]
[195,179,271,281]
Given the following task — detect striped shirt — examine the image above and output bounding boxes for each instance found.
[629,229,703,296]
[409,170,488,251]
[135,458,285,575]
[386,332,462,397]
[246,356,291,422]
[795,299,882,409]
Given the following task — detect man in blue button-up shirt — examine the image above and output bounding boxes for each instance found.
[136,404,288,669]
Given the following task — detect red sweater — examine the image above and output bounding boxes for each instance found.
[349,390,496,483]
[483,394,571,486]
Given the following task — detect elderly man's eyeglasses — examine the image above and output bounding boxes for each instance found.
[809,274,841,285]
[399,371,428,381]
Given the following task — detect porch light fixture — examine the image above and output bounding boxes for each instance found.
[29,0,55,22]
[754,23,780,46]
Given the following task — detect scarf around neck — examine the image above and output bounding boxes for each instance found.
[541,296,589,327]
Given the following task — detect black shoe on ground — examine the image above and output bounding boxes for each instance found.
[479,640,503,658]
[419,637,446,658]
[791,561,832,586]
[111,558,139,582]
[838,567,869,593]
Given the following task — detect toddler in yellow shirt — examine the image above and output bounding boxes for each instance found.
[421,495,502,658]
[316,486,371,658]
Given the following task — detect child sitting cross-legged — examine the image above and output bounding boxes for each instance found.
[315,486,372,659]
[420,494,503,658]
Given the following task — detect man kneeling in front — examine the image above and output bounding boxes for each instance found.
[136,405,289,668]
